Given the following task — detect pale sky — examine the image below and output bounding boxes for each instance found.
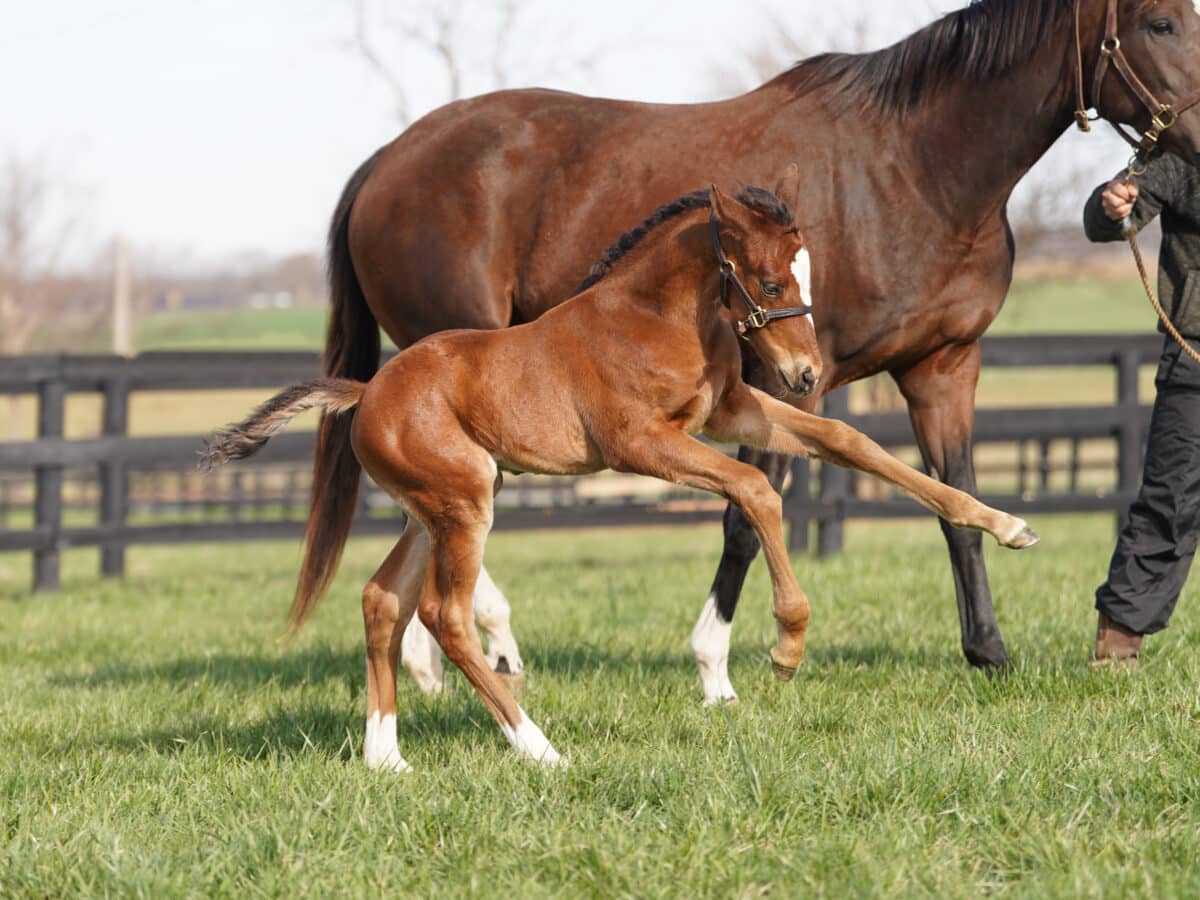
[3,0,1132,266]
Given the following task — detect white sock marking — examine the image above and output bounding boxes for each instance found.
[364,710,411,773]
[500,707,565,766]
[690,592,738,706]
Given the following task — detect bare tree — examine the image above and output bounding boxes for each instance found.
[0,154,83,356]
[350,0,605,129]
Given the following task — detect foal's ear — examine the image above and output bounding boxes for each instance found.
[710,183,734,224]
[775,163,801,218]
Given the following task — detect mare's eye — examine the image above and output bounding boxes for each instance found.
[1149,19,1175,36]
[761,281,782,297]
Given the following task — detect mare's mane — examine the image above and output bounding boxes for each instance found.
[573,186,791,296]
[785,0,1075,115]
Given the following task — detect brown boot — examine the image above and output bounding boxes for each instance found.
[1092,613,1142,670]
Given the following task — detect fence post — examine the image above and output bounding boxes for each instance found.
[100,377,130,577]
[784,456,811,553]
[817,388,851,557]
[1115,349,1142,534]
[33,377,66,591]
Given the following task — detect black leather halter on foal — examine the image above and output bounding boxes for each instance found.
[709,213,812,338]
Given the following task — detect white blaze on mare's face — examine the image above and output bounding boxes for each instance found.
[790,247,815,326]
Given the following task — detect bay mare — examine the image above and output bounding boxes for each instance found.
[204,183,1037,768]
[316,0,1200,701]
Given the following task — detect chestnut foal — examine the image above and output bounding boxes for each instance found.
[203,180,1037,770]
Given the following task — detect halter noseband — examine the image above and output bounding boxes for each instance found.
[709,213,812,338]
[1074,0,1200,170]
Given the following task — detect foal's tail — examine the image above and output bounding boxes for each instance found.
[199,379,365,471]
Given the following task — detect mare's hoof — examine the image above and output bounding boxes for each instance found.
[964,639,1011,674]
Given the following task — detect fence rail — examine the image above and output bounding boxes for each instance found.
[0,335,1163,591]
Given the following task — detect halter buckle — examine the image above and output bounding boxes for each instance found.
[744,308,767,331]
[1152,106,1178,132]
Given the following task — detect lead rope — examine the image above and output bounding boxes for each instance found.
[1121,171,1200,366]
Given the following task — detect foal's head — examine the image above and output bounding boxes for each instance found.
[710,172,822,397]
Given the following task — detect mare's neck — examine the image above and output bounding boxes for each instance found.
[912,41,1077,226]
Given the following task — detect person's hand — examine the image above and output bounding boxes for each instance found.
[1101,179,1139,221]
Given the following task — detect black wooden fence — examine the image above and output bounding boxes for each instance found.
[0,335,1162,591]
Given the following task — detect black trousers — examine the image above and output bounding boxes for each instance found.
[1095,337,1200,635]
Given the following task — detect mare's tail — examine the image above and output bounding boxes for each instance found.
[277,147,388,632]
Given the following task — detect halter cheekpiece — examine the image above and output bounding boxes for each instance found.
[709,213,812,338]
[1073,0,1200,170]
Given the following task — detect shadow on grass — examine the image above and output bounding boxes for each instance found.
[81,696,501,763]
[51,643,362,691]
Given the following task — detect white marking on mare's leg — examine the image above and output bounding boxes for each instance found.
[500,706,566,767]
[474,565,524,674]
[790,246,816,330]
[401,616,445,694]
[364,710,410,773]
[690,592,738,706]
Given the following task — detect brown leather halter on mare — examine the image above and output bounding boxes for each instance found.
[1073,0,1200,366]
[710,213,813,337]
[1073,0,1200,159]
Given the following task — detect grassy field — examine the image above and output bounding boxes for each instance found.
[2,518,1199,897]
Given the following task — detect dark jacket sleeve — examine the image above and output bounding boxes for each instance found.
[1082,154,1183,243]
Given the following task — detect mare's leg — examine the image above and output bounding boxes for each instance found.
[401,616,444,695]
[417,510,563,766]
[692,447,791,705]
[362,519,430,772]
[609,426,811,680]
[400,564,524,694]
[709,381,1036,550]
[893,343,1010,669]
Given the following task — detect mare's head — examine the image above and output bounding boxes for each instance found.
[1090,0,1200,163]
[710,170,822,397]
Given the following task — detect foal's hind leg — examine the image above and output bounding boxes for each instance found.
[362,519,430,772]
[416,511,563,766]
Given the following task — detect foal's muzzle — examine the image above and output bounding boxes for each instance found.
[780,364,819,397]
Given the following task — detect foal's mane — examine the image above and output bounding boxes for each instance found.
[785,0,1075,115]
[573,186,791,296]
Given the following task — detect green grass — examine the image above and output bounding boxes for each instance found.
[2,518,1199,897]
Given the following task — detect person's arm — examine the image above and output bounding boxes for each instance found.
[1082,154,1183,243]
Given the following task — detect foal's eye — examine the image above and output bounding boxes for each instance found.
[1149,19,1175,37]
[761,282,783,298]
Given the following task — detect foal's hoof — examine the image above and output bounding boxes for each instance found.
[769,651,799,682]
[1000,521,1040,550]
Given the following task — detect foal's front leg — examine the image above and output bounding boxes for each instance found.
[608,426,811,679]
[709,385,1038,549]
